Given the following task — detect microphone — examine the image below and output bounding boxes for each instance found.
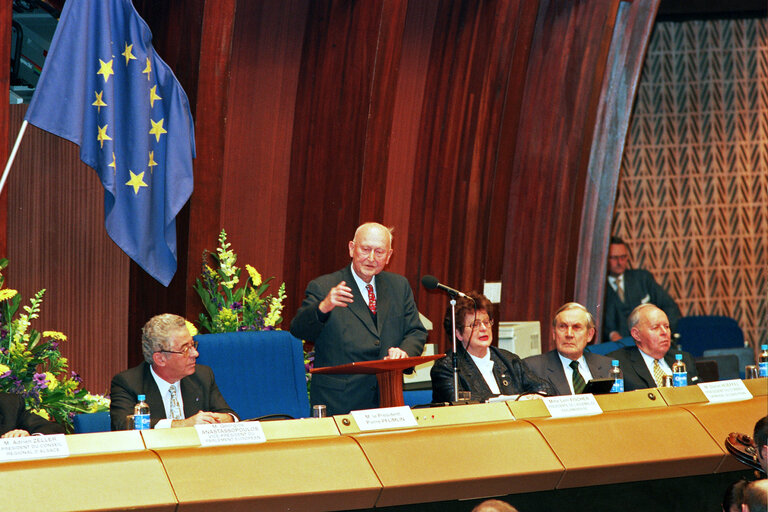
[421,275,468,298]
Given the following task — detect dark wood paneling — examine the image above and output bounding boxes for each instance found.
[0,0,8,256]
[7,106,128,395]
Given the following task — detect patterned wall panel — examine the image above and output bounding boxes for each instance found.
[616,18,767,348]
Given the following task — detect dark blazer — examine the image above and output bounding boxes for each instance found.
[523,350,614,396]
[603,269,682,340]
[431,346,555,403]
[290,266,427,415]
[607,346,699,391]
[110,362,238,430]
[0,392,64,436]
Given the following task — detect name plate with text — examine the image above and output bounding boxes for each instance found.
[0,434,69,463]
[698,380,753,403]
[195,422,266,447]
[351,406,418,431]
[543,394,603,418]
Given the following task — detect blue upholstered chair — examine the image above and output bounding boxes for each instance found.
[585,337,636,356]
[675,316,744,358]
[703,347,755,379]
[194,330,310,420]
[403,389,433,408]
[72,411,111,433]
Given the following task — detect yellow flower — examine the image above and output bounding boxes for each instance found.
[246,265,262,287]
[44,372,58,390]
[0,364,9,374]
[32,409,50,420]
[43,331,68,341]
[185,320,198,337]
[0,289,17,301]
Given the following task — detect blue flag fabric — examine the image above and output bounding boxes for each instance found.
[24,0,195,286]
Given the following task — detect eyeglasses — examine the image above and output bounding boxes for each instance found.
[159,340,198,356]
[465,319,493,329]
[608,254,629,261]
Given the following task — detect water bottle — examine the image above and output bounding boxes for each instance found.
[759,344,768,378]
[133,394,150,430]
[609,359,624,393]
[672,353,687,387]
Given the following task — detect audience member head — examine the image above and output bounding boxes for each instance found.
[754,415,768,474]
[142,314,199,382]
[742,479,768,512]
[723,479,748,512]
[607,235,631,277]
[551,302,596,361]
[629,304,671,359]
[348,222,393,283]
[443,292,494,358]
[471,499,519,512]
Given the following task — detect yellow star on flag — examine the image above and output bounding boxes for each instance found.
[142,58,152,80]
[122,42,137,65]
[149,86,162,108]
[92,90,107,113]
[149,118,167,142]
[125,170,148,194]
[148,151,158,173]
[97,124,112,148]
[108,152,117,174]
[97,59,114,83]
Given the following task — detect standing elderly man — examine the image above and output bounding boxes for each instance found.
[524,303,613,395]
[608,304,698,391]
[290,222,427,415]
[110,314,238,430]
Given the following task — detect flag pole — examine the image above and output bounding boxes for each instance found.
[0,120,29,197]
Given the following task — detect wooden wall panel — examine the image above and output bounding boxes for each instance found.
[7,106,128,395]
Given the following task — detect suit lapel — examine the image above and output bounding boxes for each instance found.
[585,353,607,380]
[458,351,491,396]
[142,363,167,420]
[629,347,655,388]
[180,375,201,418]
[545,351,572,395]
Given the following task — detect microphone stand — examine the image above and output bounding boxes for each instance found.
[449,298,459,402]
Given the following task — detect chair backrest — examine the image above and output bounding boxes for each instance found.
[676,316,744,358]
[195,331,310,420]
[73,411,111,433]
[696,354,740,381]
[585,337,636,356]
[703,347,755,379]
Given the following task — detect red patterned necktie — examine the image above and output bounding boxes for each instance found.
[366,284,376,314]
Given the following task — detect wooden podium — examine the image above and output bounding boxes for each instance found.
[311,355,443,408]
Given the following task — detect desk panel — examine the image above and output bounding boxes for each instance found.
[155,436,381,512]
[528,407,723,488]
[352,420,563,507]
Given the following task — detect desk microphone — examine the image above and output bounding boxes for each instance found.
[421,275,468,298]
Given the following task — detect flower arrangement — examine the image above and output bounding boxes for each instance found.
[194,230,286,333]
[0,259,110,432]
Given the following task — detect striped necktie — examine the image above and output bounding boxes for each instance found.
[169,384,183,420]
[570,360,586,394]
[652,359,667,387]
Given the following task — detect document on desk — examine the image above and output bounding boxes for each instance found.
[0,433,69,463]
[543,394,603,418]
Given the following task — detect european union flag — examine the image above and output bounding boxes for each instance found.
[25,0,195,286]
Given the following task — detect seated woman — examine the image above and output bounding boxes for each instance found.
[431,292,554,402]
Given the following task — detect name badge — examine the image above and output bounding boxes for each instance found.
[543,394,603,418]
[195,422,266,447]
[351,406,418,431]
[0,434,69,463]
[698,380,753,403]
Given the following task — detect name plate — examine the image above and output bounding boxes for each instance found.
[698,380,753,403]
[351,406,418,431]
[543,394,603,418]
[195,422,266,447]
[0,434,69,463]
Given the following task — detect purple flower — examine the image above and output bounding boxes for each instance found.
[0,370,11,379]
[231,302,243,311]
[49,341,59,350]
[70,371,82,383]
[33,372,48,389]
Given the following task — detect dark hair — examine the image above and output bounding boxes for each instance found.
[442,291,492,339]
[723,479,748,512]
[742,480,768,512]
[609,235,626,246]
[754,415,768,450]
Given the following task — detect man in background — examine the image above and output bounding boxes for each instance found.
[603,236,682,342]
[754,415,767,475]
[524,302,613,395]
[290,222,427,415]
[741,479,768,512]
[110,313,238,430]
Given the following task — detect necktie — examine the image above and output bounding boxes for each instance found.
[570,360,586,394]
[616,276,625,302]
[366,284,376,314]
[169,384,183,420]
[652,359,667,387]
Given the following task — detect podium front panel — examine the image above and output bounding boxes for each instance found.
[529,406,724,488]
[351,420,563,507]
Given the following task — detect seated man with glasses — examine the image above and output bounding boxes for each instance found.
[431,292,553,403]
[110,314,238,430]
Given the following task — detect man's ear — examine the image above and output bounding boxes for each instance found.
[152,351,166,367]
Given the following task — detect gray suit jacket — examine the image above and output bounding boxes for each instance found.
[290,266,427,415]
[523,350,613,395]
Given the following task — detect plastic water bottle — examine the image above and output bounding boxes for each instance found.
[133,394,150,430]
[672,354,687,387]
[759,344,768,378]
[609,359,624,393]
